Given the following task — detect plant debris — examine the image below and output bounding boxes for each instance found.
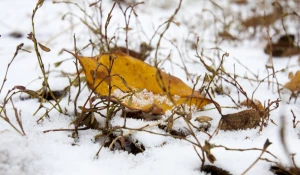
[104,135,145,155]
[220,109,260,131]
[264,34,300,57]
[194,116,213,123]
[158,124,188,137]
[9,31,23,39]
[72,112,99,130]
[270,165,300,175]
[202,165,232,175]
[113,42,152,61]
[122,110,162,121]
[241,6,282,28]
[218,31,238,41]
[284,70,300,93]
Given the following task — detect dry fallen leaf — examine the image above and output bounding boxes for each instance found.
[194,116,213,123]
[240,99,265,112]
[38,42,51,52]
[231,0,247,5]
[264,34,300,57]
[203,165,231,175]
[69,51,212,114]
[220,109,260,131]
[218,31,237,41]
[285,70,300,93]
[241,8,281,28]
[121,110,162,121]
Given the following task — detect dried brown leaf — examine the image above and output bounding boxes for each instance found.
[206,152,216,163]
[264,34,300,57]
[218,31,237,41]
[122,110,162,121]
[194,116,213,123]
[220,109,260,131]
[38,42,51,52]
[203,165,231,175]
[285,71,300,93]
[241,11,280,28]
[240,99,264,112]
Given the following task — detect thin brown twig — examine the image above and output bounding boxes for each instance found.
[0,43,24,94]
[73,34,80,117]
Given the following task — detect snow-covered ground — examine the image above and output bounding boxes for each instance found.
[1,0,300,175]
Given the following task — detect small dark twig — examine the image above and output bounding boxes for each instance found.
[291,109,300,128]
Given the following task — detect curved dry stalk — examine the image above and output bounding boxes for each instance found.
[0,43,23,94]
[154,0,182,66]
[30,0,62,113]
[241,139,272,175]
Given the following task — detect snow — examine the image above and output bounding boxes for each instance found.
[113,88,174,108]
[1,0,300,175]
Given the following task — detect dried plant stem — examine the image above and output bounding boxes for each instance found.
[265,22,281,98]
[73,34,80,117]
[291,109,300,128]
[45,22,80,45]
[95,132,112,158]
[105,2,116,51]
[154,0,182,66]
[0,114,24,136]
[183,117,206,170]
[108,119,165,150]
[36,76,80,123]
[105,55,115,128]
[214,144,277,159]
[10,99,25,135]
[241,139,272,175]
[242,151,266,174]
[124,126,198,145]
[117,2,144,52]
[0,43,23,94]
[0,43,26,136]
[31,1,62,112]
[0,90,25,136]
[43,126,89,133]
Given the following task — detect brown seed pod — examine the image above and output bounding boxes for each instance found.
[220,109,260,131]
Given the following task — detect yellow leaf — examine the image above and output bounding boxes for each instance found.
[69,51,212,114]
[285,71,300,93]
